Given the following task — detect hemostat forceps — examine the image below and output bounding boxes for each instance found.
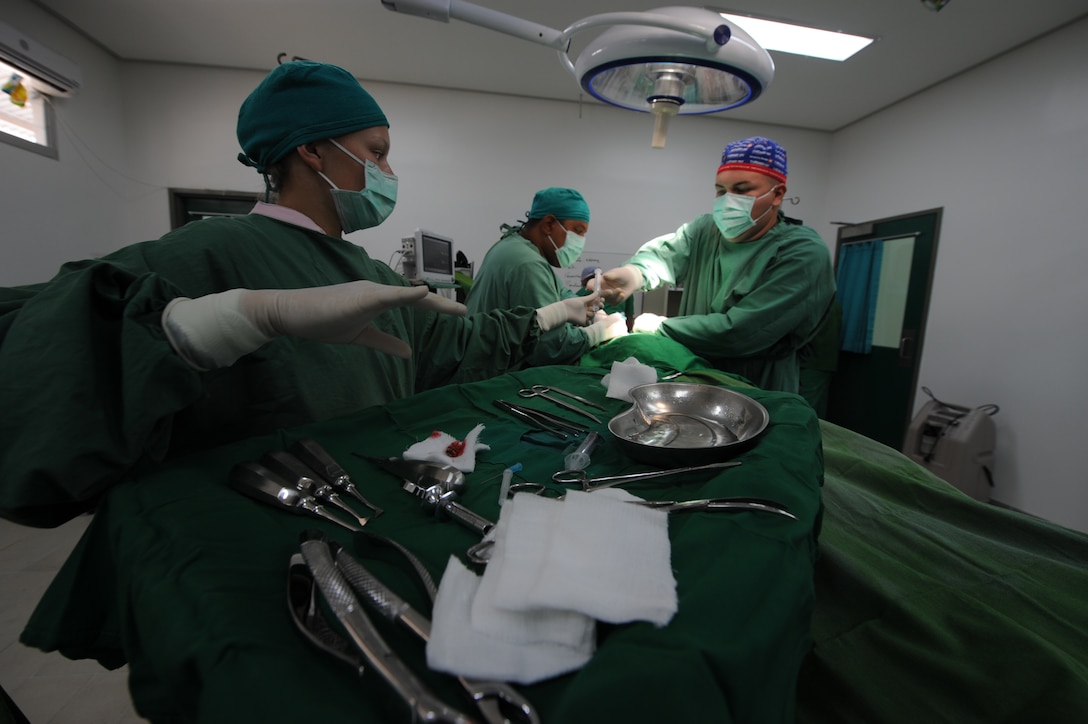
[551,461,742,492]
[517,385,603,424]
[333,544,540,724]
[298,535,474,723]
[493,400,586,438]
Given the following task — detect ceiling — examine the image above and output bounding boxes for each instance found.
[35,0,1088,132]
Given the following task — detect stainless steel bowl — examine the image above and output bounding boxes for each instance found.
[607,383,770,465]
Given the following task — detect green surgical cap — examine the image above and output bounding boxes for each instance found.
[527,187,590,223]
[236,61,388,173]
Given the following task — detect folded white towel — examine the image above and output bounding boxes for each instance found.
[540,490,677,625]
[426,556,595,684]
[601,357,658,402]
[492,490,677,626]
[471,497,596,647]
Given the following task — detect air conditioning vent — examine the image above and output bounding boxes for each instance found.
[0,20,82,96]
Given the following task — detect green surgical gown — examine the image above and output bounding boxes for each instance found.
[627,214,835,393]
[0,214,542,527]
[465,231,589,366]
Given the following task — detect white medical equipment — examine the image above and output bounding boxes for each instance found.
[401,228,458,299]
[902,387,999,501]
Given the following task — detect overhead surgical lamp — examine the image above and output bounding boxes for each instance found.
[381,2,774,148]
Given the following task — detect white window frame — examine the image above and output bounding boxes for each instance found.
[0,59,58,160]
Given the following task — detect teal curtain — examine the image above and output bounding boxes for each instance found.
[836,240,883,353]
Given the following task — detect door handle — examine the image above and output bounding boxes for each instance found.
[899,330,916,366]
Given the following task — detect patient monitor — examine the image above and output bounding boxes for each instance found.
[401,228,457,299]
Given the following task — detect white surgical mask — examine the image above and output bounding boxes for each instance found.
[317,139,398,233]
[713,186,778,240]
[548,226,586,268]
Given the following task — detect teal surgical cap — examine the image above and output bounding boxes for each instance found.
[527,187,590,223]
[236,61,389,174]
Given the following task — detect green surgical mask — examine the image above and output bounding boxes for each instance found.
[318,139,398,233]
[713,186,777,240]
[548,226,586,268]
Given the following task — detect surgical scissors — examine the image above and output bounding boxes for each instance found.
[551,461,741,491]
[517,385,603,423]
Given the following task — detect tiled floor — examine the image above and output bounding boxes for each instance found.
[0,515,144,723]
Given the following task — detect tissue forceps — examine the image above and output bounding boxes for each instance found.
[517,385,602,423]
[551,461,741,491]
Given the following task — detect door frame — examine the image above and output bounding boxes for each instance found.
[828,207,942,448]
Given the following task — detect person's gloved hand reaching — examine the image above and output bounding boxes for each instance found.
[600,265,643,305]
[535,291,601,332]
[162,281,465,370]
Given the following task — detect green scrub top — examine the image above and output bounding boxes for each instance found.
[627,214,835,393]
[465,231,589,366]
[0,213,543,527]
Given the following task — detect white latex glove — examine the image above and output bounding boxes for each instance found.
[585,313,629,347]
[632,312,666,334]
[600,265,643,305]
[162,281,465,370]
[536,292,600,331]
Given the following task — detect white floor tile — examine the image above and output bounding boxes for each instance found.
[0,517,143,722]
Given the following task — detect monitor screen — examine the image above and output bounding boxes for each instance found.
[417,230,455,282]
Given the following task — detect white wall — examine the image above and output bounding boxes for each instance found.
[825,16,1088,532]
[0,1,130,285]
[113,63,832,270]
[3,0,1086,533]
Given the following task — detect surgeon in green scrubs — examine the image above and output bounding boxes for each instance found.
[599,136,835,394]
[466,188,626,366]
[0,61,599,527]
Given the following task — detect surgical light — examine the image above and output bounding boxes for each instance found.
[381,2,774,148]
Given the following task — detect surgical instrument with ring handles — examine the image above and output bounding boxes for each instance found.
[551,461,742,491]
[333,543,540,724]
[492,400,575,439]
[299,534,475,723]
[517,385,602,424]
[497,399,591,433]
[522,384,605,411]
[464,493,794,564]
[505,482,793,519]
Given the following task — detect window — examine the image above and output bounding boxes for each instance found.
[169,189,260,229]
[0,58,56,159]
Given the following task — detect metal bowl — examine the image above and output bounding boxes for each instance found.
[607,383,770,465]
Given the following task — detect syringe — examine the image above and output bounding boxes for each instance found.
[498,462,523,506]
[564,432,601,472]
[594,268,604,312]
